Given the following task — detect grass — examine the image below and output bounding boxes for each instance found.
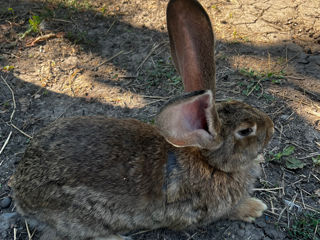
[288,213,320,240]
[237,68,285,100]
[143,59,182,89]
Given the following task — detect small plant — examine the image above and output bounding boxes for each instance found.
[237,68,285,98]
[29,15,41,33]
[3,65,14,71]
[19,15,42,39]
[145,60,182,89]
[288,213,320,240]
[8,7,14,14]
[268,146,307,170]
[3,101,11,108]
[312,155,320,165]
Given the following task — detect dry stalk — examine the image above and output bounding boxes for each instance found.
[25,219,32,240]
[136,41,168,72]
[92,50,129,71]
[0,131,12,157]
[14,227,17,240]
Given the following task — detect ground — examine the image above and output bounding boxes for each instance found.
[0,0,319,239]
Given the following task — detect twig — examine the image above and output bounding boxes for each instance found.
[0,131,12,157]
[105,20,116,36]
[25,219,32,240]
[1,75,16,121]
[11,123,32,139]
[186,232,198,240]
[1,75,32,139]
[14,227,17,240]
[53,103,75,121]
[311,173,320,183]
[92,50,128,71]
[297,152,320,160]
[26,33,60,47]
[247,78,263,97]
[314,222,319,240]
[52,18,72,23]
[140,95,171,99]
[280,53,299,71]
[300,189,306,209]
[286,75,305,80]
[136,41,168,72]
[253,187,283,193]
[145,99,166,105]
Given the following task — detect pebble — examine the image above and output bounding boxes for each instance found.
[0,197,12,209]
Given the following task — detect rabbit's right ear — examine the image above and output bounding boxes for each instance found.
[155,90,222,150]
[167,0,216,93]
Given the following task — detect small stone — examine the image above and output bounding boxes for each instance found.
[0,197,12,209]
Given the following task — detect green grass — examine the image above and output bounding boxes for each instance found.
[143,59,182,89]
[288,213,320,240]
[237,68,285,100]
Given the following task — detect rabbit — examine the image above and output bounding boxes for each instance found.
[11,0,274,240]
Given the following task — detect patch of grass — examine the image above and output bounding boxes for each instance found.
[268,146,307,170]
[312,155,320,166]
[288,213,320,240]
[237,68,285,99]
[144,59,182,89]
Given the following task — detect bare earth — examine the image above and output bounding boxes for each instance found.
[0,0,319,239]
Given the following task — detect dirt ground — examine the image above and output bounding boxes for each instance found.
[0,0,319,239]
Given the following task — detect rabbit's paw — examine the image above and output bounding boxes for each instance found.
[231,197,267,223]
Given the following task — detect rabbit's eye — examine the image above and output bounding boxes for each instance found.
[238,128,253,137]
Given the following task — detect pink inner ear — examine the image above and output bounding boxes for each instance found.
[181,94,209,132]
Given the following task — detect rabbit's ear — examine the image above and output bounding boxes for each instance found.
[167,0,215,94]
[156,90,222,149]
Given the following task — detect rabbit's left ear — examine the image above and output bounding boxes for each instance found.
[167,0,216,93]
[155,90,222,149]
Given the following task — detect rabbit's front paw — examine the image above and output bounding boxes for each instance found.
[230,197,267,223]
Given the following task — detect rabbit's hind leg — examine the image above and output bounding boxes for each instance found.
[229,197,267,223]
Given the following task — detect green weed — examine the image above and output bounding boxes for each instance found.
[238,68,285,99]
[19,15,42,39]
[145,60,182,89]
[288,213,320,240]
[312,155,320,165]
[8,7,14,14]
[268,146,307,170]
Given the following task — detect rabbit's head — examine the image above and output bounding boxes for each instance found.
[156,0,274,172]
[156,90,273,172]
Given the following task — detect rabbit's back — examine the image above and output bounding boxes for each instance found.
[12,117,168,236]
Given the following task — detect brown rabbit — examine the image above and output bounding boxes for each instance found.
[11,0,274,240]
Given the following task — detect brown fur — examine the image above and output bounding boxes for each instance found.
[11,0,274,239]
[12,94,273,239]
